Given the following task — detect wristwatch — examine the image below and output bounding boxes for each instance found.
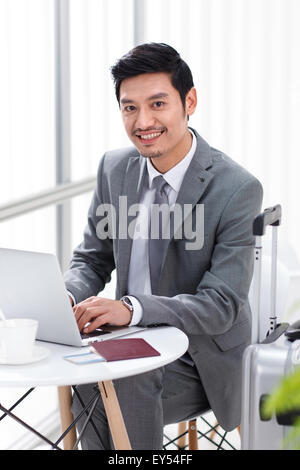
[121,296,134,323]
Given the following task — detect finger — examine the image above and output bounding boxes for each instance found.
[74,301,98,322]
[83,313,111,333]
[77,307,105,332]
[74,304,88,323]
[77,306,107,332]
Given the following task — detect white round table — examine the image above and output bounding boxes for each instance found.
[0,326,188,450]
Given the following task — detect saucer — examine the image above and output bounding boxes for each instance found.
[0,345,50,365]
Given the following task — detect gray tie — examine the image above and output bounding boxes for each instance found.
[149,175,170,294]
[148,176,194,366]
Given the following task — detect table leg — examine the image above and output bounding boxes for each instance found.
[57,386,77,450]
[98,380,132,450]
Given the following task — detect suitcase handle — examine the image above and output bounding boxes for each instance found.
[253,204,282,236]
[260,322,289,344]
[252,204,282,341]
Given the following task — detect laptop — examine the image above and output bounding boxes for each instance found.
[0,247,146,347]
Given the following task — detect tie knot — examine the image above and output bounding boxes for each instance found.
[152,175,168,196]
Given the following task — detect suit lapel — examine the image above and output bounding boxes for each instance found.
[159,129,215,278]
[118,153,147,295]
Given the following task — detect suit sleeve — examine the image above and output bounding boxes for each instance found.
[134,177,263,336]
[63,154,115,303]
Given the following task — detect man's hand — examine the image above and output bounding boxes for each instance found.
[73,296,132,333]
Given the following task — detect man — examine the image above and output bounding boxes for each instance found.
[64,43,263,449]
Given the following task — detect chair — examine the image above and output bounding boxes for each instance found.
[163,413,238,450]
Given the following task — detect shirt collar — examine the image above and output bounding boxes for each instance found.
[146,129,197,193]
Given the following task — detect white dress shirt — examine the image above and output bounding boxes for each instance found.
[127,129,197,325]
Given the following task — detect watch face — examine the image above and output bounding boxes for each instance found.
[122,297,133,311]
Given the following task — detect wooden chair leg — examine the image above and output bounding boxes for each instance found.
[177,421,187,449]
[57,386,77,450]
[188,419,198,450]
[98,380,132,450]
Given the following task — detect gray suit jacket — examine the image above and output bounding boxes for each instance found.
[64,128,263,431]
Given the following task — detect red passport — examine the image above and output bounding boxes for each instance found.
[91,338,160,362]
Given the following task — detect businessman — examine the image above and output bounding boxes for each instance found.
[64,43,263,449]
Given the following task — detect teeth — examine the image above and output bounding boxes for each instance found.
[138,132,162,140]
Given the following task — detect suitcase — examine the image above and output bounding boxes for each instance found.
[241,205,300,450]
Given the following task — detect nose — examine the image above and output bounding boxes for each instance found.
[134,106,156,130]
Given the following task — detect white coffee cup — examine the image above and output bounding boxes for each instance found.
[0,318,38,363]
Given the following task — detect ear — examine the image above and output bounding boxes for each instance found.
[185,87,197,117]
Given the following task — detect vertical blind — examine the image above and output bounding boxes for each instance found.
[141,0,300,259]
[69,0,134,181]
[0,0,56,254]
[69,0,134,252]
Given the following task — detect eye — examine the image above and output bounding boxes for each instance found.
[153,101,164,108]
[123,105,136,113]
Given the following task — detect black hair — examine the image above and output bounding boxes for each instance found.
[110,42,194,111]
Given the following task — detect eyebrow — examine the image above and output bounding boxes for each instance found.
[120,92,169,105]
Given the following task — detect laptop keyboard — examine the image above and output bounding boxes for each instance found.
[80,328,111,339]
[80,325,127,340]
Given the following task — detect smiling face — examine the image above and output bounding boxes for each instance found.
[119,72,197,172]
